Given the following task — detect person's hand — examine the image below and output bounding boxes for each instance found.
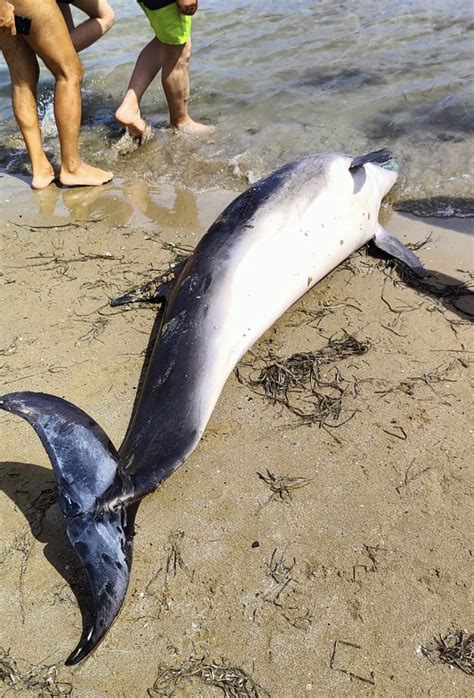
[176,0,198,16]
[0,1,16,35]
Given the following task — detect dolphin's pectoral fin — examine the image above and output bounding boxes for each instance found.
[65,510,132,665]
[111,260,187,307]
[373,225,426,278]
[350,148,393,171]
[110,277,170,307]
[0,391,134,663]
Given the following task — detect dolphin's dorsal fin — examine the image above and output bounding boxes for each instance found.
[373,225,426,277]
[349,148,393,171]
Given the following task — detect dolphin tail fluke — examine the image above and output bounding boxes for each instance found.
[0,391,135,663]
[373,225,426,277]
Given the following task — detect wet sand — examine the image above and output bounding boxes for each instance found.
[0,173,472,696]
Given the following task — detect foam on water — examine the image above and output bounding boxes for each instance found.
[39,98,58,139]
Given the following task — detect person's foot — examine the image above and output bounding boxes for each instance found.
[59,161,113,187]
[115,103,147,138]
[172,117,215,135]
[31,161,56,190]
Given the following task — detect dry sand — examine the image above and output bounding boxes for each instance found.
[0,172,472,697]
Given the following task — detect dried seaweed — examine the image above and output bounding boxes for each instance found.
[329,640,375,686]
[265,548,296,600]
[0,337,18,356]
[0,647,72,696]
[1,362,74,386]
[8,218,103,230]
[161,241,193,266]
[420,630,474,676]
[351,544,388,583]
[289,299,363,330]
[238,332,368,431]
[395,458,431,496]
[10,529,32,624]
[74,315,109,345]
[257,469,312,503]
[376,360,460,399]
[7,249,123,271]
[256,549,314,630]
[405,234,433,251]
[164,530,194,583]
[148,655,268,697]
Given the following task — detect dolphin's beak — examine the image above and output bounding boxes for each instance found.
[380,158,399,172]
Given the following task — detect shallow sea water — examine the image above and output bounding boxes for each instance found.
[0,0,472,210]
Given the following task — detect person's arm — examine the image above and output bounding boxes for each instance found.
[0,1,16,35]
[176,0,198,16]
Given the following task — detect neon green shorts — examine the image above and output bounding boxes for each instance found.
[139,2,192,45]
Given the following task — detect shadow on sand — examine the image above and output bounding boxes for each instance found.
[401,268,473,319]
[0,460,93,635]
[367,243,474,321]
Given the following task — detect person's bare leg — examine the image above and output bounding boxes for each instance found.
[115,37,163,137]
[162,39,213,133]
[57,1,75,32]
[60,0,115,53]
[0,33,55,188]
[15,0,113,185]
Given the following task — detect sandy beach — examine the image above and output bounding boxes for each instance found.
[0,172,472,696]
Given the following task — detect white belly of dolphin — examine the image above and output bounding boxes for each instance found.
[198,157,391,422]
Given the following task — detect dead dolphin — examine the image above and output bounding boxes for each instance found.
[0,149,424,664]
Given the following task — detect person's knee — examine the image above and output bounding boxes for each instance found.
[163,42,191,75]
[101,3,115,32]
[74,57,85,84]
[58,53,84,86]
[67,51,84,83]
[91,1,114,33]
[179,41,191,67]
